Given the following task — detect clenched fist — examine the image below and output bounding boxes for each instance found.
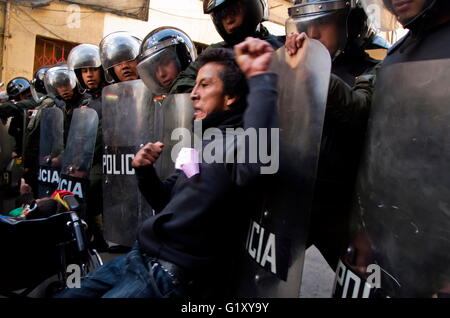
[132,142,164,168]
[234,37,275,78]
[285,32,307,56]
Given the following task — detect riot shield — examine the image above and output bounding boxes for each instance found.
[1,112,26,212]
[37,107,64,198]
[0,118,15,211]
[58,108,98,203]
[233,39,331,297]
[0,118,14,187]
[102,80,155,247]
[333,59,450,298]
[153,94,193,180]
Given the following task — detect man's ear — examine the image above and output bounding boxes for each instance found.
[224,95,239,109]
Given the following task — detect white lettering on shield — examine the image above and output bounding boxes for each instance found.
[38,168,60,184]
[333,259,381,298]
[102,154,135,175]
[246,220,277,275]
[58,179,83,198]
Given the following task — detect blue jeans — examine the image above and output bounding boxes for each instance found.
[55,243,187,298]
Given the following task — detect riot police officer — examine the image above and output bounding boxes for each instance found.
[99,31,141,83]
[332,0,450,297]
[22,67,55,193]
[44,64,91,142]
[170,0,284,93]
[137,27,197,95]
[68,43,108,116]
[285,0,382,270]
[0,77,35,159]
[68,43,109,251]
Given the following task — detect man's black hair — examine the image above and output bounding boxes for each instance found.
[26,199,68,220]
[197,48,249,99]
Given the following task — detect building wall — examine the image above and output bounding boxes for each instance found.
[103,0,284,46]
[0,2,6,85]
[103,0,222,45]
[2,1,105,84]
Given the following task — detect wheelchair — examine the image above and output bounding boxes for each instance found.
[0,195,103,297]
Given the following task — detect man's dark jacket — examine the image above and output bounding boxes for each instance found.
[136,73,278,272]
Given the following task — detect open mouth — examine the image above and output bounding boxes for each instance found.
[193,106,203,118]
[123,71,133,78]
[161,79,173,88]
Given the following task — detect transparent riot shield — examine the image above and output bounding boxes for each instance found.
[37,107,64,198]
[1,111,26,212]
[153,94,193,180]
[58,108,98,203]
[333,59,450,298]
[0,118,14,187]
[102,80,155,247]
[233,39,331,297]
[0,118,16,211]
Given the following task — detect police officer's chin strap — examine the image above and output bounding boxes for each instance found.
[331,48,344,62]
[401,0,437,29]
[398,0,444,54]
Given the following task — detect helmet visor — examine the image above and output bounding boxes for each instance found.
[204,0,227,14]
[286,10,348,57]
[68,44,102,70]
[137,47,181,95]
[100,32,141,71]
[44,67,77,98]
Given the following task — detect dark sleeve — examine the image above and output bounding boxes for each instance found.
[168,60,199,94]
[229,73,279,185]
[17,99,37,111]
[326,69,377,128]
[0,101,20,119]
[243,73,278,131]
[135,165,180,213]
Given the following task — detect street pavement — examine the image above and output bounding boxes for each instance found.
[300,245,336,298]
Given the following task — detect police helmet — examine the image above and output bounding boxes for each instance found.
[203,0,269,45]
[44,64,77,99]
[32,66,51,95]
[7,77,31,100]
[67,43,104,91]
[137,27,197,94]
[99,32,142,83]
[287,0,378,58]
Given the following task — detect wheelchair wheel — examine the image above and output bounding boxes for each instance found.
[80,248,103,276]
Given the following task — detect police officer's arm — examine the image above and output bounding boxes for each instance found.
[229,37,278,185]
[286,32,375,127]
[0,101,20,120]
[326,71,376,127]
[132,142,179,212]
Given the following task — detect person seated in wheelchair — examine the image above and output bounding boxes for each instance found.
[0,179,102,298]
[2,178,76,220]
